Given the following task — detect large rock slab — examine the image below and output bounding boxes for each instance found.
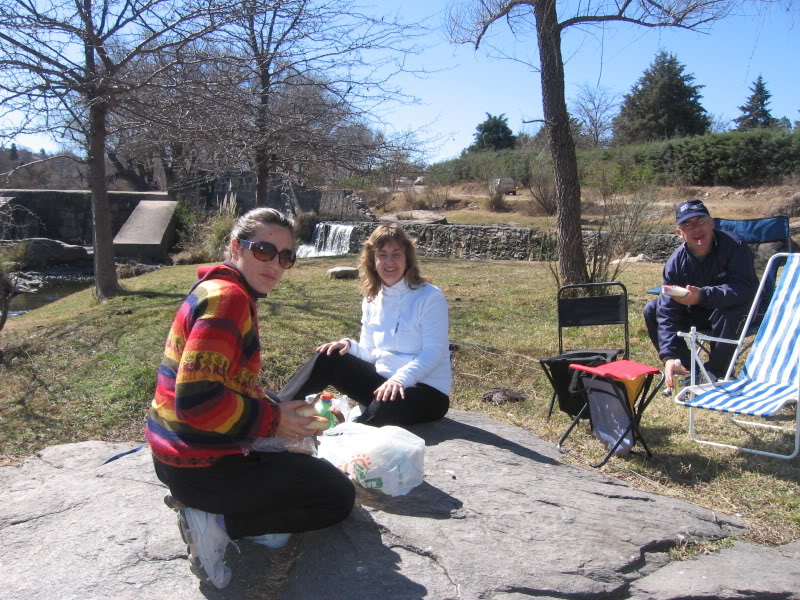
[283,411,747,599]
[630,540,800,599]
[0,237,89,268]
[1,410,796,599]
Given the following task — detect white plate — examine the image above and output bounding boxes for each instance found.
[662,285,689,297]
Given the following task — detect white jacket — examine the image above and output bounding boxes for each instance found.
[348,280,451,395]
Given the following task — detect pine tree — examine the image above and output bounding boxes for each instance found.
[613,51,710,144]
[9,143,18,161]
[733,76,778,130]
[468,113,516,152]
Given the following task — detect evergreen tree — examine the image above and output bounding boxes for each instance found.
[9,143,18,161]
[613,51,710,144]
[734,76,778,130]
[468,113,516,152]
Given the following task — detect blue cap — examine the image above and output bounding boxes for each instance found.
[675,199,710,225]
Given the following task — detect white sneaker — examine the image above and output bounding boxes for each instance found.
[177,507,233,589]
[244,532,292,549]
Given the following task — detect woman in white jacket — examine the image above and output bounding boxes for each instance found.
[280,224,451,426]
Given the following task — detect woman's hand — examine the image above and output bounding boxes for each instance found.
[315,339,351,355]
[373,379,405,402]
[275,399,316,438]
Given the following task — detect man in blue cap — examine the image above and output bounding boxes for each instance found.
[644,199,758,392]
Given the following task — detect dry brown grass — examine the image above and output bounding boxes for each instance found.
[391,183,800,232]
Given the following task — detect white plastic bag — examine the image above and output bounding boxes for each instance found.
[316,422,425,496]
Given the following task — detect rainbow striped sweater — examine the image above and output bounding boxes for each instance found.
[146,263,280,467]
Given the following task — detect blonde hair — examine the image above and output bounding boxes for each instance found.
[225,208,294,260]
[359,224,427,300]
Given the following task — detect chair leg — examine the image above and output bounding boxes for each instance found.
[590,423,636,468]
[547,390,556,419]
[688,404,800,460]
[557,403,589,454]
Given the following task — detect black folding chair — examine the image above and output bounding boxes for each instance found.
[539,281,630,419]
[557,360,664,467]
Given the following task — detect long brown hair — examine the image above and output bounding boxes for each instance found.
[359,224,427,300]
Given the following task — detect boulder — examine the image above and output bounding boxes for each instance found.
[326,266,359,280]
[0,238,89,268]
[611,252,649,265]
[2,411,798,599]
[380,210,448,224]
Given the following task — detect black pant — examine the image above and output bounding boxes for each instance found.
[643,298,747,377]
[279,351,449,427]
[153,452,355,539]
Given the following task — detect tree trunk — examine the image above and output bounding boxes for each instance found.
[255,143,269,207]
[535,0,588,285]
[0,272,11,333]
[88,101,121,300]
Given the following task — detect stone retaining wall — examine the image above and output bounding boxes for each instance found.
[326,222,683,262]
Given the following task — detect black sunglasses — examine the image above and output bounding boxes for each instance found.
[238,238,296,269]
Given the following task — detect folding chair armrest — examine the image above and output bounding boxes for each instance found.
[677,330,738,346]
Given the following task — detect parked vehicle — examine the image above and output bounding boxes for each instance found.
[414,176,425,185]
[489,178,518,195]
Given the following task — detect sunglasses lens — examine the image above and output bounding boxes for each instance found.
[278,250,296,269]
[251,243,278,262]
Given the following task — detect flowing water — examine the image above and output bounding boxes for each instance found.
[297,223,355,258]
[7,279,93,318]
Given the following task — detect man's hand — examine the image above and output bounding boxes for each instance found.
[671,285,702,306]
[664,358,688,392]
[373,379,405,402]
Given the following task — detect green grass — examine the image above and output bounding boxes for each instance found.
[2,256,799,546]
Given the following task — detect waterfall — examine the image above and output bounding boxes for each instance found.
[297,223,355,258]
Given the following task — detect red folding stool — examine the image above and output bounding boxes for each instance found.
[557,360,664,467]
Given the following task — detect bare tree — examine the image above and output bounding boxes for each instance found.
[106,3,424,205]
[571,83,618,148]
[447,0,736,285]
[0,1,231,299]
[211,0,425,205]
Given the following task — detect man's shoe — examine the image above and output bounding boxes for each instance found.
[244,532,292,549]
[177,507,233,589]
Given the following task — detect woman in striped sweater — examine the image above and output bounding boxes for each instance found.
[146,208,354,590]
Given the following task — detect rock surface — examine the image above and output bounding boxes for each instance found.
[1,410,798,600]
[326,266,359,279]
[0,237,89,268]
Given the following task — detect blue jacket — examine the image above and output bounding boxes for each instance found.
[655,230,758,361]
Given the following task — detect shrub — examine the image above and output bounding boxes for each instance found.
[483,190,508,212]
[294,211,320,243]
[581,182,667,285]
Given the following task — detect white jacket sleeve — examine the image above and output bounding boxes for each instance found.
[347,297,374,362]
[389,289,449,388]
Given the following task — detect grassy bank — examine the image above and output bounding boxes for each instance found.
[1,256,798,545]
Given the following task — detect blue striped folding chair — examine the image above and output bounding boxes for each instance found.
[674,253,800,459]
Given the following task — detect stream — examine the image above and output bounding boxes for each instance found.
[7,278,93,318]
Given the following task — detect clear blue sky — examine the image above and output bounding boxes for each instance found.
[15,1,800,165]
[384,0,800,164]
